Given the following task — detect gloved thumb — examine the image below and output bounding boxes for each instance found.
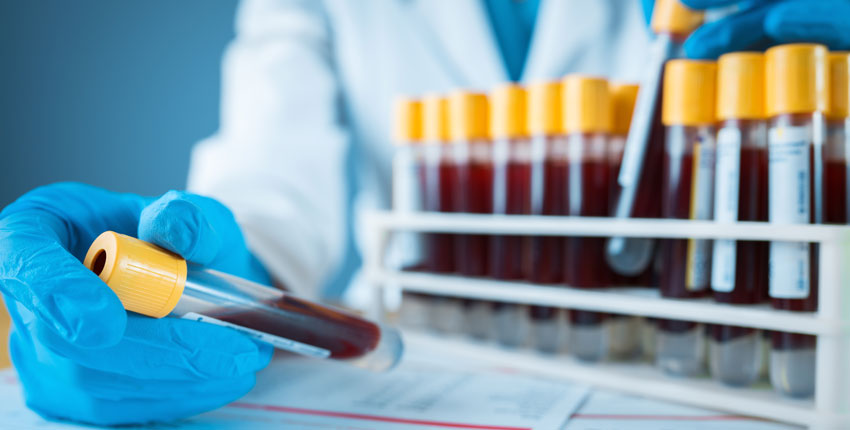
[138,191,242,268]
[0,212,127,348]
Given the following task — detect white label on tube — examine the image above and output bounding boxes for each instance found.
[182,312,332,359]
[686,141,715,291]
[711,127,741,292]
[768,125,811,299]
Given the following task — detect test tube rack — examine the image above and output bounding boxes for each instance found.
[363,211,850,429]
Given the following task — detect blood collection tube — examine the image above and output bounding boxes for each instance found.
[526,81,567,353]
[657,59,717,376]
[709,52,768,386]
[825,52,849,225]
[489,85,531,347]
[765,44,829,398]
[391,98,430,330]
[84,232,403,371]
[449,91,493,339]
[561,75,612,362]
[607,0,703,277]
[421,95,457,273]
[607,83,643,361]
[421,95,464,334]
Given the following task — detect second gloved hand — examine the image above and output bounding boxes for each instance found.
[681,0,850,59]
[0,183,273,425]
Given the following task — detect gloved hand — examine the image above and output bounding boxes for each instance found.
[681,0,850,59]
[0,182,274,425]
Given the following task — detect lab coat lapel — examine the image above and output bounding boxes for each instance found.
[523,0,609,81]
[407,0,507,88]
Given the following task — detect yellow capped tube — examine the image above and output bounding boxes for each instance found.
[528,81,564,137]
[710,52,769,387]
[657,59,717,377]
[422,95,450,143]
[559,75,613,362]
[764,43,828,399]
[610,83,639,137]
[827,52,849,121]
[483,84,530,345]
[390,97,427,274]
[85,231,403,371]
[651,0,704,38]
[449,91,489,142]
[393,97,423,144]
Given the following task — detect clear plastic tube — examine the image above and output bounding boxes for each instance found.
[176,268,402,371]
[490,135,531,347]
[527,133,568,353]
[608,0,704,276]
[526,81,569,354]
[391,99,432,331]
[709,119,768,386]
[657,123,715,376]
[85,232,403,372]
[421,95,464,334]
[824,118,848,224]
[767,112,821,398]
[564,131,611,362]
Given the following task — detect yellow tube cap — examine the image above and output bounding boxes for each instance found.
[610,83,639,136]
[717,52,766,120]
[651,0,704,36]
[449,91,489,141]
[490,84,528,138]
[562,75,611,134]
[828,52,849,120]
[393,97,423,143]
[528,81,564,135]
[84,231,187,319]
[662,59,717,126]
[766,43,829,117]
[422,95,450,142]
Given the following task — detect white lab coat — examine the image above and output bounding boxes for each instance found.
[187,0,651,301]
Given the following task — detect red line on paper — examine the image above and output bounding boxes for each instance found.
[228,402,532,430]
[570,413,761,421]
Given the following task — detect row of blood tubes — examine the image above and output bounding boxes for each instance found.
[391,43,849,400]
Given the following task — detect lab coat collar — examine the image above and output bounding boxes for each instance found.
[523,0,609,81]
[406,0,508,88]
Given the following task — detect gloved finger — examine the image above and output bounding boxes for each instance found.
[138,190,269,282]
[680,0,742,9]
[684,3,772,59]
[764,0,850,49]
[680,0,773,10]
[11,328,261,426]
[0,212,126,348]
[77,368,258,402]
[33,313,273,380]
[30,375,255,427]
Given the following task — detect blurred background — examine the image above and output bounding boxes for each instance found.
[0,0,238,207]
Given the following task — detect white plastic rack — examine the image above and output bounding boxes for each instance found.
[362,211,850,429]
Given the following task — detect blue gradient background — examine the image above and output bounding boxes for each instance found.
[0,1,238,206]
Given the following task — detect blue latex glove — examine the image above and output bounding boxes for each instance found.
[681,0,850,59]
[0,182,274,425]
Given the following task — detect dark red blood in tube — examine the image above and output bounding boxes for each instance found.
[564,158,611,288]
[211,296,381,359]
[490,159,531,280]
[527,156,567,284]
[421,159,458,273]
[825,159,848,224]
[713,147,769,301]
[455,158,493,276]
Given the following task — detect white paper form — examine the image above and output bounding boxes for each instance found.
[0,356,589,430]
[565,391,802,430]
